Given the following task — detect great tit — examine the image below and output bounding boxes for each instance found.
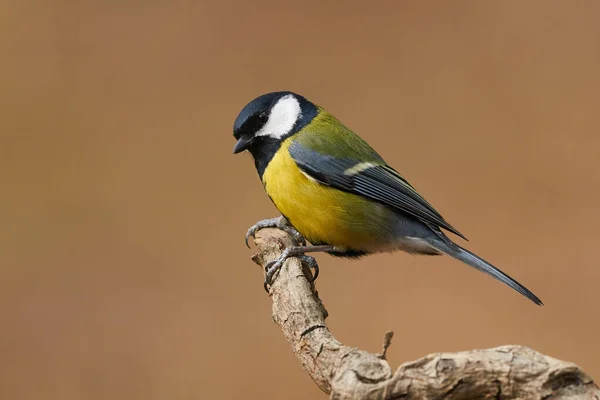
[233,91,542,305]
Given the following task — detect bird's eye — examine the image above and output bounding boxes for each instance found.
[258,112,268,122]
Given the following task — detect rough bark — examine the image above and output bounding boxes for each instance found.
[250,228,599,400]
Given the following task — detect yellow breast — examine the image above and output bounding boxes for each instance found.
[262,138,391,250]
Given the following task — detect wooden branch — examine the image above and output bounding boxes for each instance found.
[250,228,599,400]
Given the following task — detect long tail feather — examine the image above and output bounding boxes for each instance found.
[429,239,543,305]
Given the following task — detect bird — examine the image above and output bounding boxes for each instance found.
[232,91,542,305]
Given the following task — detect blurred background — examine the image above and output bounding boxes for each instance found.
[1,1,599,398]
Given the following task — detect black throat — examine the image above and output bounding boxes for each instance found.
[249,137,282,180]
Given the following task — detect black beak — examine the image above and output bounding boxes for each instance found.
[233,137,252,154]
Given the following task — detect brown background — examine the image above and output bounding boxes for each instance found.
[1,1,599,399]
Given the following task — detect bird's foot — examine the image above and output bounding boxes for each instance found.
[263,247,320,292]
[297,255,319,283]
[245,216,306,248]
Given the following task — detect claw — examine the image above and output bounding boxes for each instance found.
[263,251,321,293]
[245,217,279,248]
[244,231,252,248]
[289,229,307,247]
[263,249,289,292]
[297,255,319,282]
[263,255,287,292]
[245,216,306,248]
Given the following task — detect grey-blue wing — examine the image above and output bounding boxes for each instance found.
[288,141,467,240]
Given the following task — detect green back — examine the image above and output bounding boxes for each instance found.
[294,108,385,163]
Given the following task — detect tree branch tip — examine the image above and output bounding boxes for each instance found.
[377,331,394,360]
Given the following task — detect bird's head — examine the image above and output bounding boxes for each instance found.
[232,91,317,156]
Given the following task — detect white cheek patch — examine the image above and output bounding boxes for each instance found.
[256,94,301,139]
